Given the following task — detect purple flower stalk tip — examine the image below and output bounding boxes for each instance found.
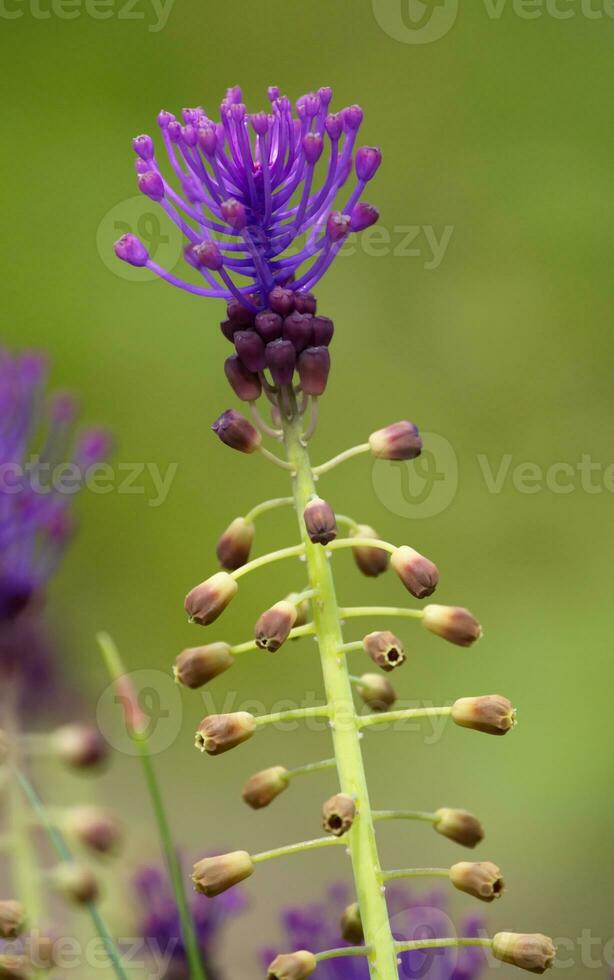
[115,85,381,308]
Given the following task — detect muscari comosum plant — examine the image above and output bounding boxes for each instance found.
[115,84,556,980]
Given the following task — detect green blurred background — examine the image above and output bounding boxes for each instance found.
[2,0,612,975]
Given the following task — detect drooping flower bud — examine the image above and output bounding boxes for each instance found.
[138,170,165,202]
[53,724,107,770]
[0,902,25,940]
[195,712,256,755]
[449,861,504,903]
[283,311,313,352]
[492,933,556,974]
[391,546,439,599]
[356,673,397,711]
[242,766,289,809]
[451,695,516,736]
[311,315,334,346]
[297,347,331,396]
[174,643,234,689]
[303,496,337,546]
[350,203,379,232]
[212,409,262,454]
[224,355,262,402]
[322,793,356,837]
[255,310,283,343]
[227,298,254,326]
[191,851,254,897]
[363,631,406,672]
[216,516,255,570]
[369,421,422,460]
[114,233,149,267]
[185,572,238,626]
[192,240,223,271]
[268,286,295,316]
[351,525,390,577]
[53,864,100,905]
[67,807,122,856]
[340,903,364,945]
[421,605,482,647]
[293,291,317,314]
[235,330,267,373]
[433,808,484,848]
[267,951,317,979]
[265,339,297,387]
[255,600,298,652]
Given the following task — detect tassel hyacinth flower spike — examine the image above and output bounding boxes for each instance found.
[117,85,556,979]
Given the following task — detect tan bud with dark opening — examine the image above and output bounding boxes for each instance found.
[286,592,310,628]
[53,724,107,770]
[255,601,298,652]
[185,572,238,626]
[451,695,516,736]
[391,546,439,599]
[54,864,100,905]
[0,902,25,940]
[449,861,504,902]
[174,643,234,688]
[351,524,390,577]
[356,673,397,711]
[492,932,556,974]
[267,951,317,979]
[434,808,484,848]
[422,605,482,647]
[216,517,255,571]
[363,631,406,672]
[191,851,254,897]
[368,421,422,460]
[195,713,256,755]
[67,807,122,856]
[303,496,337,546]
[340,902,364,945]
[242,766,289,809]
[322,793,356,837]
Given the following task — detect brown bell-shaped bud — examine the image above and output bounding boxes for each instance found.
[356,673,397,711]
[212,409,262,454]
[216,517,255,571]
[0,955,32,979]
[391,546,439,599]
[67,807,122,856]
[297,346,331,396]
[363,631,406,672]
[303,496,337,546]
[224,355,262,402]
[174,643,234,689]
[322,793,356,837]
[0,902,25,940]
[368,421,422,460]
[340,903,364,945]
[351,524,390,577]
[449,861,504,902]
[53,724,107,770]
[492,933,556,974]
[421,605,482,647]
[451,695,516,736]
[285,592,310,628]
[255,600,298,652]
[195,712,256,755]
[53,864,100,905]
[267,951,317,979]
[242,766,289,809]
[433,808,484,848]
[185,572,238,626]
[191,851,254,897]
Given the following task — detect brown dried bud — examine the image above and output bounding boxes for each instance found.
[449,861,504,902]
[216,517,255,571]
[191,851,254,897]
[53,864,100,905]
[322,793,356,837]
[433,808,484,848]
[53,724,107,770]
[185,572,238,626]
[0,902,25,940]
[492,932,556,974]
[422,605,482,647]
[212,408,262,453]
[67,806,122,856]
[242,766,289,809]
[0,955,32,979]
[391,546,439,599]
[356,673,397,711]
[255,600,298,652]
[350,524,390,577]
[174,643,234,689]
[286,592,310,628]
[451,695,516,736]
[340,903,364,945]
[195,712,256,755]
[363,631,406,672]
[368,421,422,460]
[303,496,337,546]
[267,951,317,979]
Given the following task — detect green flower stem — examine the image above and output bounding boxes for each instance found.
[252,836,345,864]
[339,606,424,622]
[316,946,371,963]
[97,633,207,980]
[358,707,452,730]
[254,706,330,728]
[257,445,295,470]
[327,537,397,556]
[335,514,361,532]
[339,642,364,655]
[286,758,336,780]
[244,496,294,524]
[282,407,400,980]
[230,622,316,655]
[15,768,129,980]
[373,810,436,824]
[380,868,449,882]
[230,542,306,580]
[395,938,493,954]
[313,443,371,476]
[249,402,283,439]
